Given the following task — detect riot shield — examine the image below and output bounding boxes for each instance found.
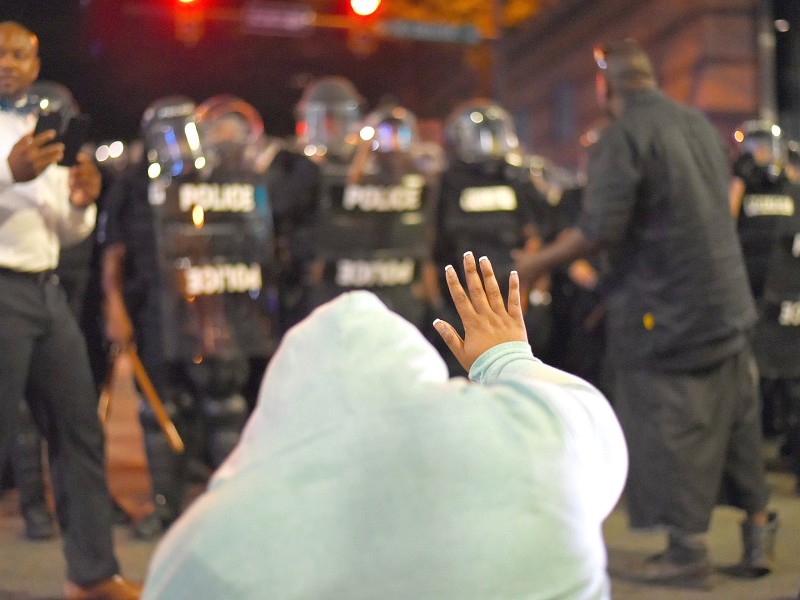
[148,171,278,363]
[310,161,435,328]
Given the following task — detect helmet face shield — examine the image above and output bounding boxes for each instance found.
[743,134,779,167]
[295,76,364,160]
[367,105,417,154]
[446,101,520,164]
[142,98,205,179]
[299,100,361,157]
[195,95,264,171]
[737,119,782,169]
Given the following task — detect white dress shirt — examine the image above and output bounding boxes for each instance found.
[0,109,96,272]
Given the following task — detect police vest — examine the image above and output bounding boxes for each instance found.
[737,175,797,299]
[149,173,277,361]
[437,166,536,277]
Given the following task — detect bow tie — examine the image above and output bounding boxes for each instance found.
[0,96,36,116]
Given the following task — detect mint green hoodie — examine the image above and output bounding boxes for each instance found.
[142,291,627,599]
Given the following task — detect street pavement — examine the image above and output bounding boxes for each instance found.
[1,362,799,599]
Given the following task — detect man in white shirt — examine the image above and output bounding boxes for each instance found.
[0,20,140,600]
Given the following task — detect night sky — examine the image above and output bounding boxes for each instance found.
[6,0,482,145]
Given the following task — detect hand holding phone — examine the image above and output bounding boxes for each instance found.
[33,111,64,138]
[34,111,91,166]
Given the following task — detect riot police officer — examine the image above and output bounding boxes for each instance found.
[304,100,440,330]
[102,95,277,538]
[266,76,365,330]
[751,184,800,492]
[729,120,793,298]
[729,120,800,440]
[431,98,555,373]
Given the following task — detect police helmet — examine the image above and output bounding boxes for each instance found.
[195,94,264,148]
[363,103,417,153]
[444,98,520,164]
[295,76,364,160]
[195,94,264,170]
[141,96,205,179]
[735,119,783,170]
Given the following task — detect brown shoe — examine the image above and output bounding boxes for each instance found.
[63,574,142,600]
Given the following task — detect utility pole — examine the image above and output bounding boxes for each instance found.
[757,0,777,122]
[491,0,506,104]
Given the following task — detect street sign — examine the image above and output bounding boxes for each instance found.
[380,19,482,44]
[242,1,315,36]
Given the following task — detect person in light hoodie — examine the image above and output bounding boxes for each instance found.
[141,252,628,600]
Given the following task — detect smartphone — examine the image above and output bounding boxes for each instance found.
[33,112,91,166]
[33,111,64,138]
[59,114,91,167]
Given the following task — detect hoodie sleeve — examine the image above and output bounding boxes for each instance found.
[470,341,628,520]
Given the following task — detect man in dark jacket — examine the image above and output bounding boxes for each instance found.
[514,39,776,589]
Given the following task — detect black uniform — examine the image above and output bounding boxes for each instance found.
[265,148,325,331]
[749,189,800,486]
[547,185,607,392]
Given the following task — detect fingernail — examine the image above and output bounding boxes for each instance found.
[432,318,443,328]
[463,251,473,259]
[445,264,454,272]
[511,270,518,276]
[479,255,488,263]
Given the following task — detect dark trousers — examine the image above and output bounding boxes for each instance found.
[613,346,770,534]
[0,271,118,585]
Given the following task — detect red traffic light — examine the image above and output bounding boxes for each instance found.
[350,0,381,17]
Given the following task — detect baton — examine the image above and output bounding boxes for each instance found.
[98,344,185,454]
[126,347,185,453]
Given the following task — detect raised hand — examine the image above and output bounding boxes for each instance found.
[433,251,528,373]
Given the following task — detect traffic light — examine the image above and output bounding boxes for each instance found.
[174,0,205,45]
[350,0,381,17]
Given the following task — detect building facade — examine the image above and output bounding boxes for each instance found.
[501,0,780,169]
